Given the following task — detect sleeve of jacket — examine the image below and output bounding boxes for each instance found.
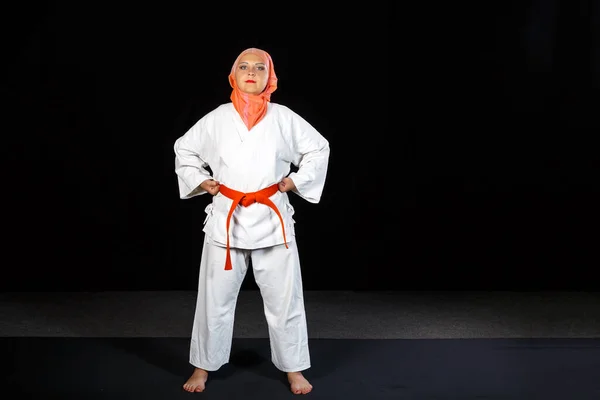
[285,107,330,204]
[173,116,214,199]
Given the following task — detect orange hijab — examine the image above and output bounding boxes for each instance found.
[228,48,278,131]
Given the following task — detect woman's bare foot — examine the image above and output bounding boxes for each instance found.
[287,371,313,395]
[183,368,208,393]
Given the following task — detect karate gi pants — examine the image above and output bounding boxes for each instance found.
[189,235,311,372]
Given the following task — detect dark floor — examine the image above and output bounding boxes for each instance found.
[3,337,600,399]
[1,290,600,399]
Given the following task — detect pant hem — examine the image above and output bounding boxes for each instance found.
[189,359,228,372]
[273,363,311,373]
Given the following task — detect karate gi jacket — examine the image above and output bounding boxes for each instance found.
[174,102,330,250]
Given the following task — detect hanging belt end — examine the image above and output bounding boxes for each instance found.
[224,251,233,270]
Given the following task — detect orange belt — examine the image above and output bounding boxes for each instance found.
[219,183,288,270]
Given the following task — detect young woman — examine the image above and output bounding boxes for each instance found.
[174,48,330,395]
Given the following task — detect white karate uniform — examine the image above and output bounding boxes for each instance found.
[174,102,330,372]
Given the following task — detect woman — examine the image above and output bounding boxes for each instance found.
[174,47,330,395]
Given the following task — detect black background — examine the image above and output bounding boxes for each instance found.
[2,0,598,291]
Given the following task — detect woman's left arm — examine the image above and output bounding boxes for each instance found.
[286,110,330,204]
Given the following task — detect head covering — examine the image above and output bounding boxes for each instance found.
[228,48,278,131]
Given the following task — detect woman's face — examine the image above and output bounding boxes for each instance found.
[234,53,269,95]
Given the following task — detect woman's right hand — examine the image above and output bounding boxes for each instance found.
[201,179,221,196]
